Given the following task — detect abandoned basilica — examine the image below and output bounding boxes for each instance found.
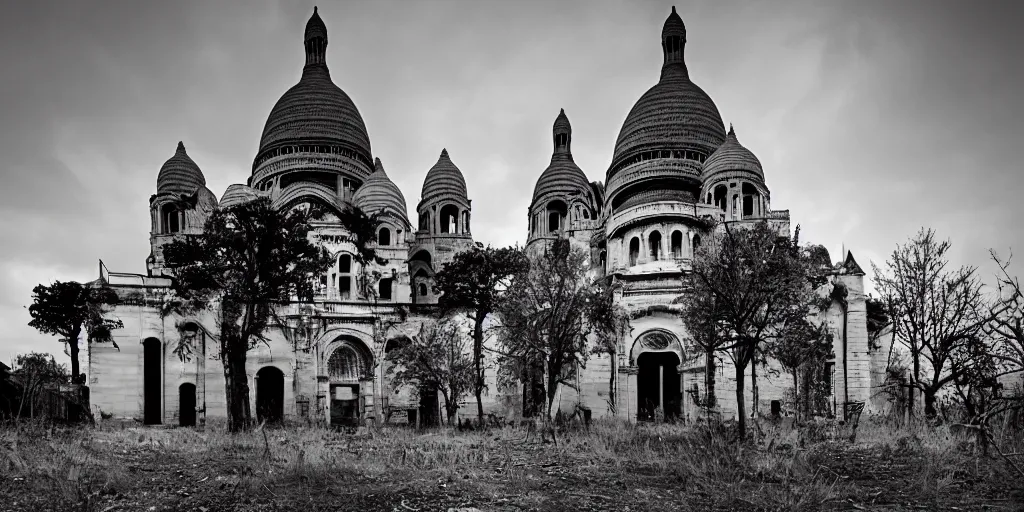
[88,7,891,428]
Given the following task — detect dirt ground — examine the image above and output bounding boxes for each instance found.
[1,422,1022,512]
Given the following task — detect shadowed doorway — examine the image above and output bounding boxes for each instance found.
[178,383,196,427]
[255,367,284,424]
[143,338,162,425]
[637,352,681,421]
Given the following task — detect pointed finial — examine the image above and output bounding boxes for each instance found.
[314,5,318,13]
[728,124,735,137]
[176,141,186,153]
[560,108,565,114]
[441,148,448,158]
[374,157,382,168]
[672,6,676,13]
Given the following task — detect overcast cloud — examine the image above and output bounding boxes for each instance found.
[1,0,1022,366]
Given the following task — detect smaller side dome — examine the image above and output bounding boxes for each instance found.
[419,148,468,208]
[354,157,409,222]
[219,184,267,209]
[702,125,764,182]
[157,142,206,197]
[532,109,590,204]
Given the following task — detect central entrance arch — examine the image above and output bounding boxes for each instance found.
[631,330,684,421]
[255,366,284,424]
[326,336,373,427]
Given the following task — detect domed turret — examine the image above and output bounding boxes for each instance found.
[605,6,725,210]
[702,125,764,183]
[419,149,468,209]
[531,109,590,205]
[253,7,373,176]
[354,158,409,226]
[157,141,206,197]
[701,125,770,220]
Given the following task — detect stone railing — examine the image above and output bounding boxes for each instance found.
[606,160,703,199]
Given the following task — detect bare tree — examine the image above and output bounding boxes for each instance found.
[872,229,993,419]
[11,352,69,420]
[386,319,475,425]
[679,221,815,440]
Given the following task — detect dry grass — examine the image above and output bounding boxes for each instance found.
[1,417,1021,511]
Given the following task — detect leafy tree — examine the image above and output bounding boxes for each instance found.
[678,221,815,440]
[433,245,529,424]
[386,319,475,424]
[766,317,833,421]
[587,278,631,414]
[11,352,69,419]
[677,277,726,412]
[496,239,594,423]
[28,280,123,384]
[161,197,380,432]
[872,228,993,419]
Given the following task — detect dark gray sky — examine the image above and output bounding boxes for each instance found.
[2,0,1023,365]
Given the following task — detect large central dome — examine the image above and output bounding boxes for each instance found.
[253,7,372,173]
[606,7,726,197]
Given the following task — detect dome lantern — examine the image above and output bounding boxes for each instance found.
[702,124,765,183]
[304,6,328,67]
[419,148,469,211]
[553,108,571,156]
[661,6,687,78]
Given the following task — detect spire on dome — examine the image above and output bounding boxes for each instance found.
[552,108,572,155]
[441,148,448,158]
[373,157,388,176]
[728,124,735,137]
[304,6,328,66]
[177,141,186,153]
[661,6,687,76]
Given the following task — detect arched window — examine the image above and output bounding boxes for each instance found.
[692,234,702,253]
[648,231,662,261]
[418,283,427,296]
[599,250,607,268]
[419,211,431,232]
[164,205,181,234]
[629,237,640,266]
[328,341,370,382]
[671,230,683,259]
[714,185,728,212]
[742,183,759,218]
[546,200,567,233]
[338,254,353,300]
[440,204,459,234]
[378,227,391,246]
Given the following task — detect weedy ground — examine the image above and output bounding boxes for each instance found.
[1,417,1022,511]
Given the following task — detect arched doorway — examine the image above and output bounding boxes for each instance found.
[327,337,373,427]
[143,338,162,425]
[632,330,684,421]
[178,383,196,427]
[255,367,284,424]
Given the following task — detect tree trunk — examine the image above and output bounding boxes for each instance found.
[792,370,799,422]
[735,362,747,441]
[705,349,717,409]
[924,387,938,419]
[909,350,920,420]
[473,314,486,425]
[441,390,457,425]
[751,359,759,419]
[224,348,250,433]
[608,350,617,415]
[69,327,82,384]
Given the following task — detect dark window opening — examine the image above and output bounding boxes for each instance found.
[164,207,180,234]
[255,366,284,424]
[178,383,196,427]
[629,237,640,266]
[279,170,338,190]
[340,277,351,300]
[418,283,428,296]
[649,231,662,261]
[339,255,351,273]
[692,234,702,253]
[671,230,683,258]
[378,278,393,300]
[143,338,162,425]
[419,212,431,232]
[440,204,459,234]
[743,195,754,217]
[378,227,391,246]
[714,185,728,212]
